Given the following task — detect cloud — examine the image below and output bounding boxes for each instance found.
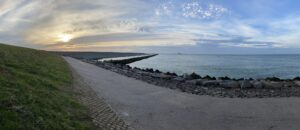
[0,0,300,52]
[155,1,229,19]
[45,31,197,50]
[19,0,148,45]
[155,1,174,16]
[182,2,229,19]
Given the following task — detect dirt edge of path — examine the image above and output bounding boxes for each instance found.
[70,67,132,130]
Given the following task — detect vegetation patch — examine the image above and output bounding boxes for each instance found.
[0,43,92,129]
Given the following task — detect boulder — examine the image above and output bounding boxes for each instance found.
[294,77,300,81]
[122,65,131,70]
[251,81,264,89]
[186,79,203,86]
[262,81,284,89]
[186,80,196,85]
[145,68,154,73]
[154,69,162,73]
[265,77,281,81]
[240,80,253,89]
[218,76,231,80]
[195,80,204,86]
[150,73,173,80]
[137,71,149,75]
[236,78,245,81]
[283,81,297,87]
[182,73,191,80]
[182,73,198,80]
[203,75,216,80]
[202,80,220,87]
[133,67,141,71]
[173,77,185,82]
[190,72,201,79]
[220,81,240,88]
[295,81,300,86]
[165,72,178,76]
[115,64,123,68]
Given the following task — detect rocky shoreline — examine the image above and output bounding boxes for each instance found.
[84,60,300,98]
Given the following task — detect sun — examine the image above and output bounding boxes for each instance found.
[58,34,73,42]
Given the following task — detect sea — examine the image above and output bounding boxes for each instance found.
[129,54,300,79]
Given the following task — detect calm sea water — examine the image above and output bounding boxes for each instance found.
[129,54,300,79]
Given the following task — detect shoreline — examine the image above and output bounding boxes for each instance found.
[83,58,300,98]
[130,54,300,80]
[65,57,300,130]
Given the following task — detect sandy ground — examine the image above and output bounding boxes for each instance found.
[65,57,300,130]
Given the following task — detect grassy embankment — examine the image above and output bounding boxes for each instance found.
[0,44,92,129]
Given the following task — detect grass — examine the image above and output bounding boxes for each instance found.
[0,43,92,129]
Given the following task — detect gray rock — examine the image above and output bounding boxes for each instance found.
[251,81,264,89]
[240,80,253,89]
[283,81,297,88]
[122,65,131,70]
[202,80,220,87]
[173,77,185,82]
[182,73,192,80]
[116,64,122,68]
[195,80,204,86]
[186,79,203,86]
[295,81,300,86]
[186,80,197,85]
[262,81,284,89]
[111,68,119,72]
[150,73,172,80]
[220,81,240,88]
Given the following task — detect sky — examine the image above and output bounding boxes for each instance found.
[1,0,300,54]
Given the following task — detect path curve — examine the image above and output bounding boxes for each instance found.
[65,57,300,130]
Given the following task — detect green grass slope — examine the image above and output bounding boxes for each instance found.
[0,44,92,129]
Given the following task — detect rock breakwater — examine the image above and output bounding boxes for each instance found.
[85,60,300,98]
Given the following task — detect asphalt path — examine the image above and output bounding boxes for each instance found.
[65,57,300,130]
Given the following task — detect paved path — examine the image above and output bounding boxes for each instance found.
[71,67,131,130]
[65,57,300,130]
